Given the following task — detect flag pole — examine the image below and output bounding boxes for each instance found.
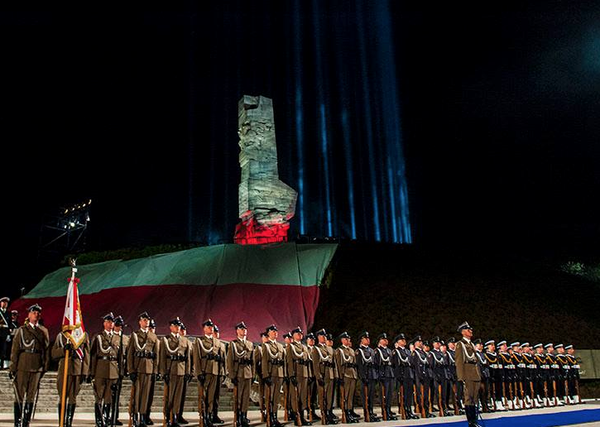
[60,259,77,427]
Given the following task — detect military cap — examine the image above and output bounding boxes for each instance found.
[180,323,186,331]
[533,343,543,349]
[291,326,303,335]
[138,311,151,320]
[484,340,495,346]
[509,341,520,348]
[283,332,292,339]
[440,340,447,346]
[544,343,553,349]
[565,345,573,350]
[102,312,115,321]
[213,324,219,333]
[326,333,333,341]
[393,333,406,343]
[432,336,441,344]
[235,321,248,330]
[169,317,182,326]
[316,328,327,337]
[202,318,214,327]
[473,338,482,345]
[305,332,316,340]
[114,315,124,326]
[521,342,530,348]
[149,319,156,328]
[422,340,430,347]
[378,333,389,341]
[497,340,507,347]
[0,297,10,303]
[27,304,42,313]
[555,343,564,349]
[446,337,456,344]
[358,331,370,340]
[339,331,351,340]
[412,335,423,344]
[260,331,268,337]
[457,321,473,332]
[11,309,18,315]
[266,324,278,332]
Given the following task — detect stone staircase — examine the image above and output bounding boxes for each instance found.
[0,371,238,413]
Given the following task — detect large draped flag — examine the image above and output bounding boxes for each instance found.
[62,267,86,360]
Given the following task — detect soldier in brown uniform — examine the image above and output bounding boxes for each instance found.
[261,324,286,427]
[335,332,359,424]
[177,323,190,425]
[145,319,159,425]
[286,326,312,426]
[10,304,50,427]
[282,332,293,421]
[455,322,482,427]
[159,317,192,427]
[127,312,159,427]
[90,312,121,427]
[305,332,320,422]
[112,315,129,426]
[52,326,91,427]
[227,321,255,427]
[254,331,269,423]
[211,324,227,425]
[312,329,338,425]
[193,318,222,427]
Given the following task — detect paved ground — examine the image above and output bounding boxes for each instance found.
[2,401,600,427]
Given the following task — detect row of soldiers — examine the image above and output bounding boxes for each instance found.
[0,296,20,369]
[9,304,583,427]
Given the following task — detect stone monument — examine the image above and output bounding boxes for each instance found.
[234,95,298,245]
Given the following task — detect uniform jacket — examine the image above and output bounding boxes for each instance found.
[312,343,337,381]
[374,345,394,379]
[51,332,91,376]
[455,338,481,382]
[127,329,159,375]
[411,348,430,381]
[227,337,254,380]
[336,345,358,380]
[193,335,222,376]
[356,345,377,381]
[10,323,50,373]
[475,350,489,379]
[261,339,285,379]
[286,340,310,379]
[159,333,191,377]
[392,346,413,381]
[91,330,122,379]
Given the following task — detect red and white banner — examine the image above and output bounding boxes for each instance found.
[62,272,86,359]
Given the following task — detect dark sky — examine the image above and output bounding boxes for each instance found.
[2,1,600,296]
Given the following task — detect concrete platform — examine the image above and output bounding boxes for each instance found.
[1,401,599,427]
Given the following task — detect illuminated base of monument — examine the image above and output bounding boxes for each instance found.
[234,211,290,245]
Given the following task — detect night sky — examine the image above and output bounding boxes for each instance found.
[2,1,600,296]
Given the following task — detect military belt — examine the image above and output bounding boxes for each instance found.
[270,359,284,366]
[134,351,156,359]
[239,359,253,366]
[344,362,357,368]
[23,349,41,354]
[168,355,188,362]
[100,356,118,361]
[320,361,335,368]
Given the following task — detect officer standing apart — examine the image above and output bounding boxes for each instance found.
[455,321,482,427]
[0,296,12,369]
[127,312,159,427]
[10,304,50,427]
